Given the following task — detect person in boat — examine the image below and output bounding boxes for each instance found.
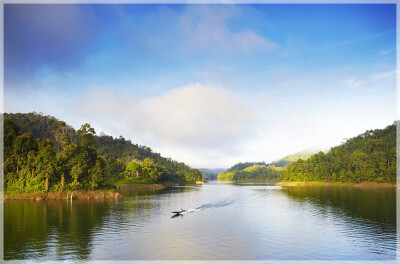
[180,208,185,212]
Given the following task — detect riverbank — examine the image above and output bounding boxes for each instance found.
[275,181,396,188]
[4,189,123,201]
[116,181,204,192]
[116,182,172,191]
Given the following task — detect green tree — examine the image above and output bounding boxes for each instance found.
[77,123,96,146]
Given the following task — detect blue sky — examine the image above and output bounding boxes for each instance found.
[4,4,397,168]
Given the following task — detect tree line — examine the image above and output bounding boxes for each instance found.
[281,122,397,182]
[4,113,202,193]
[218,122,396,183]
[218,163,282,181]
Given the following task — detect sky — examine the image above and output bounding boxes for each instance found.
[4,4,397,168]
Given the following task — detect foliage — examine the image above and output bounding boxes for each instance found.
[281,123,397,183]
[93,134,201,182]
[123,158,167,184]
[226,162,268,172]
[4,113,202,193]
[218,164,281,181]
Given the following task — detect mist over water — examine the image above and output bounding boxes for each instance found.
[5,182,396,261]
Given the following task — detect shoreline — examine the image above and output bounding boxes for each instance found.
[4,189,123,201]
[115,181,204,191]
[5,181,206,201]
[275,181,396,188]
[116,183,172,191]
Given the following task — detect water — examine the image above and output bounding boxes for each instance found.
[4,182,396,260]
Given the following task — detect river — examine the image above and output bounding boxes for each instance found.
[4,181,396,261]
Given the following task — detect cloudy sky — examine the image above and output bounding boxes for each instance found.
[4,4,396,168]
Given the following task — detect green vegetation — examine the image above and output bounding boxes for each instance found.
[226,161,268,171]
[218,164,281,181]
[120,158,168,184]
[218,123,396,183]
[4,112,202,194]
[282,122,397,183]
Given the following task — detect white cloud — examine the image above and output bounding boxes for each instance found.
[128,83,257,150]
[345,69,396,90]
[233,30,276,52]
[78,87,127,118]
[180,6,276,53]
[73,84,257,167]
[378,48,393,56]
[345,78,367,89]
[370,69,396,82]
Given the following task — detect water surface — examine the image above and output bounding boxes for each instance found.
[5,182,396,260]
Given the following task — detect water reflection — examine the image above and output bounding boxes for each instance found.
[277,186,396,256]
[219,181,278,186]
[4,183,396,261]
[5,199,117,260]
[280,186,395,224]
[117,184,201,197]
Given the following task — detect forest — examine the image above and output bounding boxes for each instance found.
[217,163,282,181]
[4,112,202,193]
[281,122,397,182]
[218,122,396,183]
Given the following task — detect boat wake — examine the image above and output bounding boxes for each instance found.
[172,199,235,218]
[195,199,235,210]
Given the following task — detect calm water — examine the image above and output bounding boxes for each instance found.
[5,182,396,261]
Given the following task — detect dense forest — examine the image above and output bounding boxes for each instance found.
[218,122,396,183]
[217,163,282,181]
[4,112,202,194]
[282,122,397,182]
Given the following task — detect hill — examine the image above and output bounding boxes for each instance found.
[4,112,202,194]
[225,161,268,172]
[217,162,281,181]
[282,122,397,182]
[271,151,319,167]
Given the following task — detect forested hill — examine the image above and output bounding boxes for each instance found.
[218,162,281,181]
[5,113,187,165]
[282,122,397,182]
[5,112,78,142]
[226,161,268,172]
[4,112,202,194]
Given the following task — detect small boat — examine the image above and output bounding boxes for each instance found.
[171,210,186,215]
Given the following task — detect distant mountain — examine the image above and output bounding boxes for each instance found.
[199,168,226,181]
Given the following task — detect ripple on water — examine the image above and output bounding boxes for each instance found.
[4,183,397,260]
